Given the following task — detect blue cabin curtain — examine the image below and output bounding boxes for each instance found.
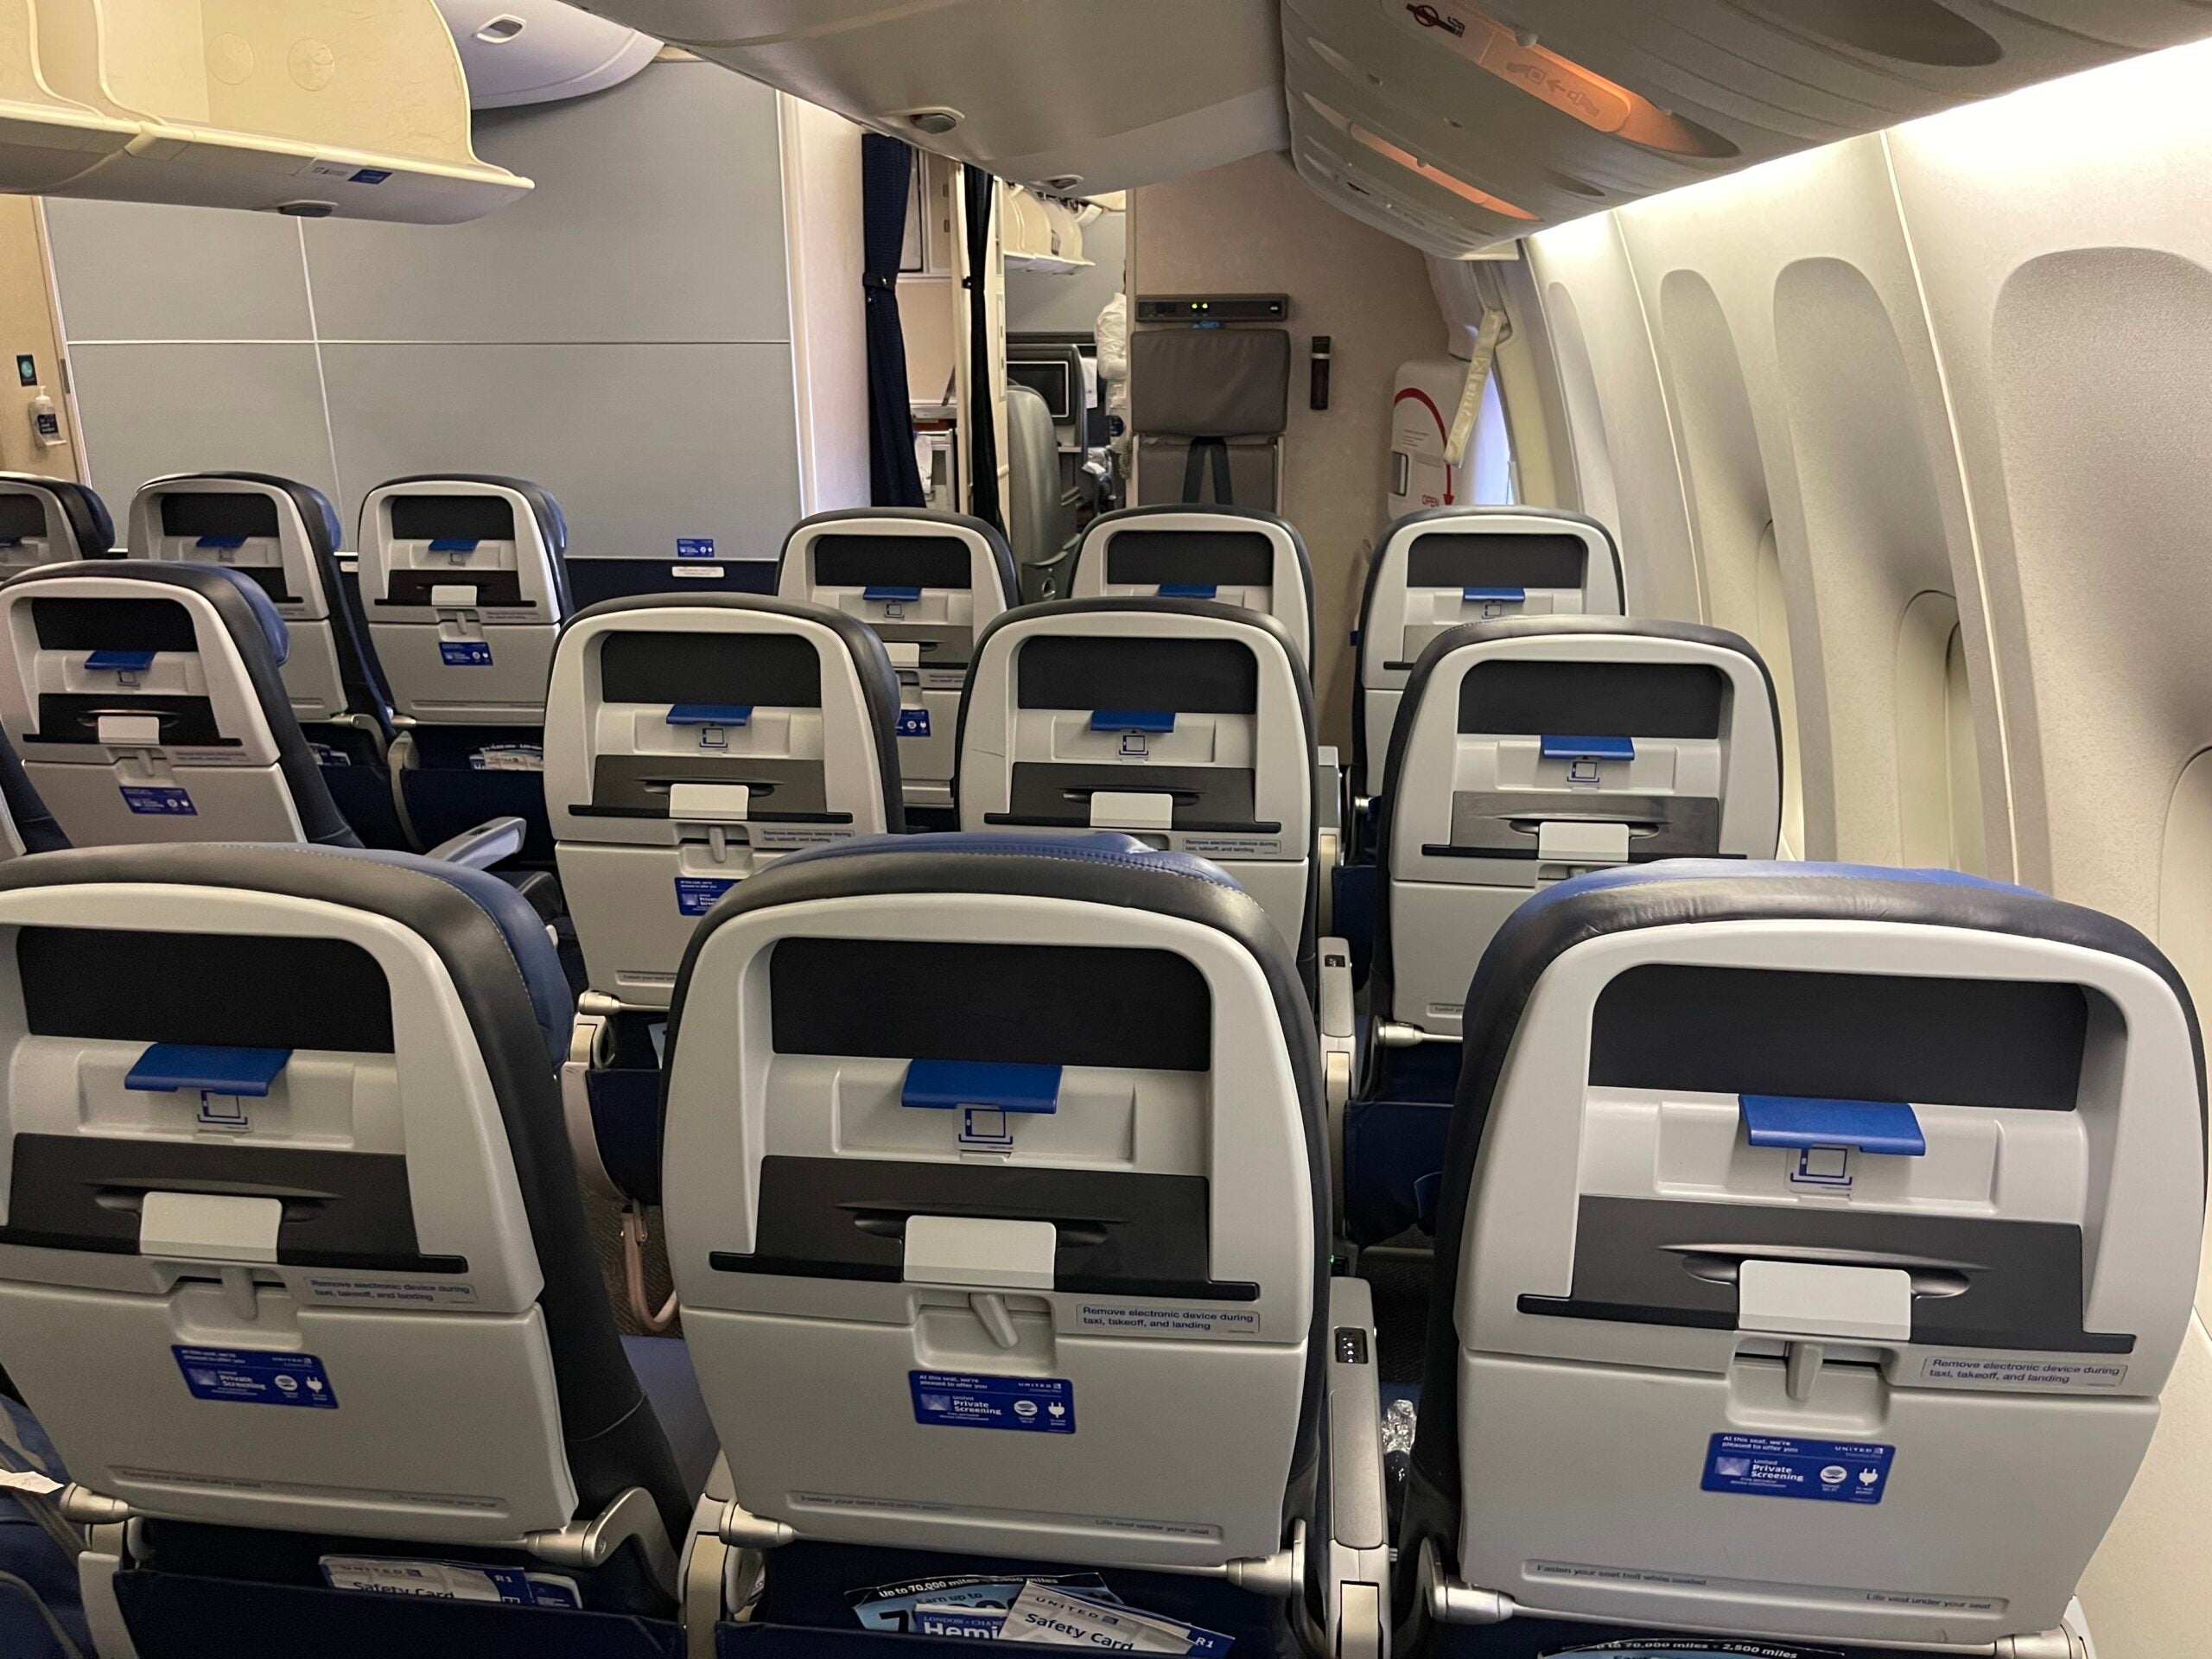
[862,134,925,507]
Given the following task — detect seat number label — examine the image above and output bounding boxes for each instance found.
[910,1371,1073,1433]
[1702,1433,1890,1503]
[174,1346,338,1408]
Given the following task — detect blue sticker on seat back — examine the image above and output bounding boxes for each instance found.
[677,537,715,559]
[676,876,737,917]
[910,1372,1073,1433]
[174,1347,337,1408]
[440,641,493,667]
[120,786,194,817]
[895,708,931,738]
[1702,1433,1890,1503]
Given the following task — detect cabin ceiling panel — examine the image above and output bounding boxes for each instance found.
[566,0,1286,192]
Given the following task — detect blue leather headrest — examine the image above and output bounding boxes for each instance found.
[189,563,289,667]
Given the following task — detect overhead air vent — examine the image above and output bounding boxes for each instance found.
[905,108,964,136]
[474,15,525,43]
[1735,0,2004,68]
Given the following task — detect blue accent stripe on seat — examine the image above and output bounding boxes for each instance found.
[1740,1094,1926,1156]
[1157,582,1217,598]
[1090,709,1175,734]
[863,585,924,602]
[86,650,156,673]
[1541,734,1634,761]
[428,538,480,552]
[1462,586,1524,601]
[127,1044,291,1096]
[903,1059,1063,1114]
[194,536,247,550]
[667,704,753,727]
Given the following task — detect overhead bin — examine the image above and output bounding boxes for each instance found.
[0,0,133,193]
[1001,184,1089,274]
[7,0,529,223]
[1281,0,2212,257]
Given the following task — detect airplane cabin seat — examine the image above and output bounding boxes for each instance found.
[953,595,1325,998]
[0,842,708,1658]
[1346,617,1782,1244]
[356,474,573,861]
[1129,326,1290,514]
[126,471,406,847]
[1399,860,2204,1658]
[1002,380,1074,601]
[549,591,906,1319]
[1072,503,1318,673]
[0,474,113,572]
[0,561,363,850]
[1352,507,1624,808]
[776,507,1016,825]
[654,833,1388,1655]
[547,591,905,1014]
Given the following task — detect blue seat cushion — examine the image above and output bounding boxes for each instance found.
[0,1395,90,1659]
[623,1337,715,1502]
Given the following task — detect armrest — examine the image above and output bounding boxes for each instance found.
[1319,938,1357,1224]
[1325,1275,1390,1659]
[424,814,525,870]
[1316,747,1344,934]
[1316,747,1344,837]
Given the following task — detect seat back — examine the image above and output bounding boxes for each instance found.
[356,475,571,725]
[127,474,386,731]
[1377,619,1779,1039]
[1129,327,1288,512]
[660,833,1324,1571]
[1002,382,1070,592]
[544,594,904,1009]
[0,562,356,849]
[1072,505,1315,671]
[957,597,1318,982]
[776,509,1016,812]
[1357,507,1624,796]
[1406,861,2206,1651]
[0,474,111,571]
[0,844,687,1593]
[1007,340,1090,455]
